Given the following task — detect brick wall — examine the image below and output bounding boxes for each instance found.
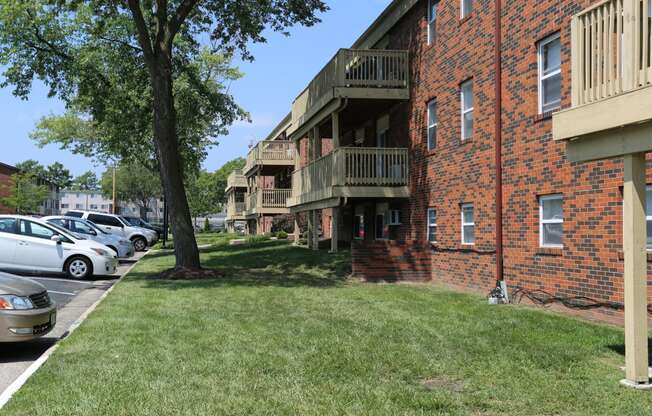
[0,164,16,214]
[352,240,431,281]
[349,0,652,322]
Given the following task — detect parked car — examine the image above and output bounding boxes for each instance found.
[64,210,158,251]
[123,216,162,238]
[43,216,135,259]
[0,272,57,342]
[0,215,118,279]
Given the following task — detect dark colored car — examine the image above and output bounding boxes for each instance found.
[123,217,162,238]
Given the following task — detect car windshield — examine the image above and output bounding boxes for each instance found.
[85,220,109,235]
[118,216,132,227]
[126,217,140,226]
[47,222,83,241]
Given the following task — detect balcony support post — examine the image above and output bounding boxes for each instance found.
[330,207,339,253]
[311,210,319,251]
[332,112,340,148]
[621,152,650,387]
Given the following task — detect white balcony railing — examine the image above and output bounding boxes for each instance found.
[572,0,652,106]
[292,147,409,204]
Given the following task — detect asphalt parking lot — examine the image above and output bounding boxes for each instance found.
[0,252,146,398]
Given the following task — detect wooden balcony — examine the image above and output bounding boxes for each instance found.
[243,140,295,176]
[553,0,652,161]
[245,189,292,217]
[226,202,246,221]
[291,49,409,137]
[288,147,410,209]
[225,170,247,192]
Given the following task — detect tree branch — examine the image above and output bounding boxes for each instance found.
[97,35,143,52]
[168,0,200,37]
[126,0,155,67]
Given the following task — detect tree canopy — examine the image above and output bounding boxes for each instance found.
[0,172,50,214]
[0,0,328,272]
[100,163,162,217]
[70,171,100,191]
[15,160,72,187]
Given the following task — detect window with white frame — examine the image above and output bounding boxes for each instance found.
[540,194,563,248]
[537,33,561,114]
[461,204,475,244]
[428,0,439,45]
[461,0,473,18]
[427,208,437,242]
[427,99,437,150]
[647,186,651,250]
[460,80,474,140]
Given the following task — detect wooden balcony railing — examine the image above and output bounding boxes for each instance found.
[227,202,245,219]
[572,0,652,106]
[292,147,409,205]
[292,49,409,128]
[226,170,247,191]
[246,189,292,213]
[244,140,295,174]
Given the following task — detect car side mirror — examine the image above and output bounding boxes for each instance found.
[51,235,62,244]
[89,229,97,236]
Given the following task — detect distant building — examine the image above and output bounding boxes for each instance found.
[60,190,164,222]
[0,161,60,216]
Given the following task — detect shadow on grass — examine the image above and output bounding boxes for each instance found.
[138,241,352,289]
[607,339,652,362]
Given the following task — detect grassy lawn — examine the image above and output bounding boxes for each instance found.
[3,235,651,415]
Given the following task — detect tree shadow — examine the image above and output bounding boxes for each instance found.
[138,241,352,290]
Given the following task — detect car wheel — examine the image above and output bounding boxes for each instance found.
[133,237,147,252]
[66,256,93,280]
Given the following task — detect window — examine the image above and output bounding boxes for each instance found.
[460,80,474,140]
[428,0,439,45]
[647,186,652,250]
[20,221,56,240]
[540,194,563,248]
[61,203,69,209]
[75,204,83,209]
[461,0,473,18]
[388,210,401,225]
[427,99,438,150]
[538,33,561,114]
[90,204,98,210]
[88,214,123,228]
[0,218,17,234]
[461,204,475,244]
[427,208,437,242]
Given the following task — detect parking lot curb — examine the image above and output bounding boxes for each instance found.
[0,253,147,410]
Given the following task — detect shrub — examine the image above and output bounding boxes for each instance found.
[277,231,288,239]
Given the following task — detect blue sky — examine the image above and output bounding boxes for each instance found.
[0,0,392,177]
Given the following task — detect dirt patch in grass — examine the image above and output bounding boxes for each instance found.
[151,266,226,280]
[421,376,465,393]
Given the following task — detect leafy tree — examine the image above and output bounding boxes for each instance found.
[45,162,72,188]
[100,163,162,218]
[0,172,50,214]
[186,170,220,226]
[213,157,245,206]
[71,171,100,191]
[0,0,327,273]
[15,160,46,178]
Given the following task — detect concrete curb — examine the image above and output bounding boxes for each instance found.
[0,255,146,410]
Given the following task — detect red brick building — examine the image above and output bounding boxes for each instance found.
[0,162,18,214]
[242,0,652,324]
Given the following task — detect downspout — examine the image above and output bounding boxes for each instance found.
[494,0,505,293]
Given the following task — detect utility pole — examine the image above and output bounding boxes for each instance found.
[112,165,117,214]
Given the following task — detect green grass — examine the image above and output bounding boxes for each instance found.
[3,239,652,415]
[153,232,241,250]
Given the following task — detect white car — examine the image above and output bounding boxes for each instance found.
[0,215,118,280]
[64,210,157,252]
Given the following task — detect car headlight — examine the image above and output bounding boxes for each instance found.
[91,248,110,257]
[0,295,34,310]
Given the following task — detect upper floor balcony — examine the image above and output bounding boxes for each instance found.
[291,49,409,136]
[243,140,296,177]
[288,147,410,209]
[553,0,652,161]
[245,189,292,217]
[225,170,247,192]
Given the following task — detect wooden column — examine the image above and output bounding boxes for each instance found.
[331,207,339,253]
[307,210,314,249]
[623,152,649,385]
[332,112,340,148]
[312,210,319,251]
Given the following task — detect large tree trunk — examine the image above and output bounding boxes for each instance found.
[151,52,200,269]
